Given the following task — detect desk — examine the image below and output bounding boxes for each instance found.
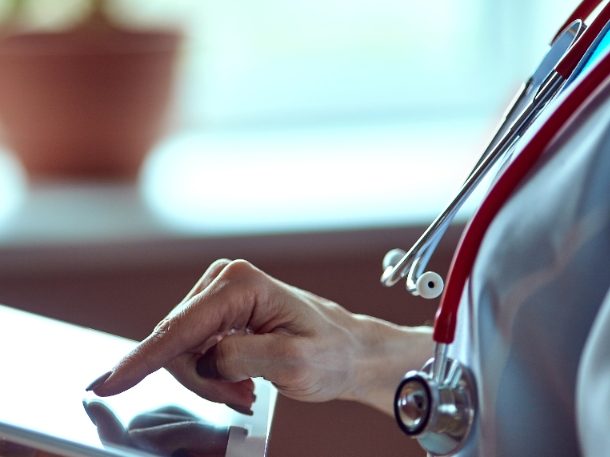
[0,305,277,457]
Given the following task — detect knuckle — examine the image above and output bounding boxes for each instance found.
[153,317,172,336]
[214,338,240,380]
[198,259,233,288]
[214,258,232,265]
[150,315,186,349]
[208,258,232,275]
[221,259,259,281]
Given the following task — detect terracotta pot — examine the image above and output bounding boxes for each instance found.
[0,28,180,179]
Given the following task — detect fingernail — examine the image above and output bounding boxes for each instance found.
[227,403,253,416]
[85,371,112,391]
[82,400,96,425]
[196,347,219,379]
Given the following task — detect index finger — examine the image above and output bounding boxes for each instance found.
[90,260,261,397]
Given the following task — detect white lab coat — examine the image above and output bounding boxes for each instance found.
[449,56,610,456]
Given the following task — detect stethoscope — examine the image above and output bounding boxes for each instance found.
[380,1,610,455]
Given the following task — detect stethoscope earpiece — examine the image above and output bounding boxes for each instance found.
[382,248,407,272]
[382,249,444,299]
[414,272,444,299]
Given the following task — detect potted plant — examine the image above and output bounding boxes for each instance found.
[0,0,180,179]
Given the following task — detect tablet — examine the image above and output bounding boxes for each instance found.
[0,305,277,457]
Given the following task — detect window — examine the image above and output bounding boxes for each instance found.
[106,0,578,128]
[0,0,583,233]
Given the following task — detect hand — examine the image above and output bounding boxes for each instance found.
[89,259,433,416]
[82,400,231,457]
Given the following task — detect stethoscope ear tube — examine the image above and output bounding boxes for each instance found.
[557,1,610,78]
[552,0,601,44]
[380,18,585,293]
[434,46,610,344]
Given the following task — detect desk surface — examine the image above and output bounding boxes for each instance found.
[0,305,277,457]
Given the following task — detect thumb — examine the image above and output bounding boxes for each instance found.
[196,333,305,385]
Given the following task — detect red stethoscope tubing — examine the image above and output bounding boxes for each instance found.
[433,36,610,345]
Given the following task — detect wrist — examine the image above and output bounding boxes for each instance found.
[341,315,433,416]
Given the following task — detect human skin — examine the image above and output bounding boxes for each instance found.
[90,259,434,417]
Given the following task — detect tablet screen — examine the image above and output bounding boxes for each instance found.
[0,305,276,457]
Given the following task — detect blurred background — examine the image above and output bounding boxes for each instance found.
[0,0,579,456]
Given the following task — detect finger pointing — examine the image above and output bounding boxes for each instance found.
[90,260,262,397]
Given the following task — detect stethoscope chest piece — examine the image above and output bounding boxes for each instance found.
[394,357,477,456]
